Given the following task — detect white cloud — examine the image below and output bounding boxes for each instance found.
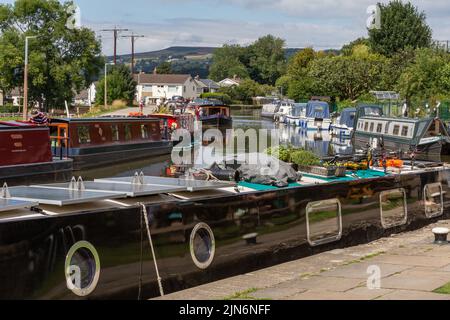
[87,0,450,54]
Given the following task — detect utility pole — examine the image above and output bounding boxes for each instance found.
[121,33,145,74]
[100,27,129,64]
[23,36,38,121]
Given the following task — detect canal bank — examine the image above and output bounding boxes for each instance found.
[156,220,450,300]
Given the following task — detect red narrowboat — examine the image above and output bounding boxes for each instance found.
[149,113,195,139]
[49,117,173,171]
[0,121,72,185]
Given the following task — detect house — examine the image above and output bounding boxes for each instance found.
[218,76,241,87]
[134,73,201,104]
[4,87,23,106]
[74,83,97,107]
[198,79,220,93]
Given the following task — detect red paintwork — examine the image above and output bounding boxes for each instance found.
[50,118,164,148]
[149,114,195,134]
[0,121,53,166]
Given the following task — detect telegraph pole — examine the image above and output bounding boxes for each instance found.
[100,27,129,64]
[121,33,145,74]
[23,36,37,120]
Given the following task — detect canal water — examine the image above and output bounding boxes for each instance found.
[79,109,353,180]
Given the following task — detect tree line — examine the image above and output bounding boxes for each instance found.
[209,1,450,108]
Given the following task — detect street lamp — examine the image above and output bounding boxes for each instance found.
[23,35,38,121]
[104,62,115,108]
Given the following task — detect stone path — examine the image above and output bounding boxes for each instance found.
[156,220,450,300]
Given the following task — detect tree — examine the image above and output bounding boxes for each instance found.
[368,1,432,56]
[247,35,286,85]
[341,38,370,56]
[156,61,172,74]
[96,64,137,106]
[397,48,450,104]
[287,47,316,79]
[219,79,275,104]
[0,0,103,111]
[209,44,249,81]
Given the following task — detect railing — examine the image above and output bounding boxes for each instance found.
[50,135,70,160]
[0,113,22,118]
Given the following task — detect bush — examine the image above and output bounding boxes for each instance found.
[111,99,127,108]
[266,145,320,166]
[291,149,321,167]
[200,92,232,105]
[0,104,19,113]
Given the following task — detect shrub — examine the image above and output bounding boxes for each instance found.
[0,104,19,113]
[200,92,232,105]
[290,149,321,167]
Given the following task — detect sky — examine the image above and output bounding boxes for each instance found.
[2,0,450,55]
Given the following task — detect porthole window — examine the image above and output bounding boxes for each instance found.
[306,199,342,246]
[380,189,407,228]
[424,183,444,218]
[65,241,100,297]
[190,223,215,269]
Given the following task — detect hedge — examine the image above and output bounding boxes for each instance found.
[200,92,232,105]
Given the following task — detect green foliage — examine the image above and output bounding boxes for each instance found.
[368,1,432,56]
[266,145,320,166]
[200,92,232,105]
[96,64,137,106]
[209,35,286,85]
[0,0,103,111]
[219,79,275,104]
[397,48,450,102]
[0,104,19,113]
[290,149,321,167]
[341,38,370,56]
[156,61,172,74]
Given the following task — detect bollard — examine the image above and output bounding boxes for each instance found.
[432,227,449,245]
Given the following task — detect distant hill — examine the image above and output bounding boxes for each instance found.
[112,46,339,78]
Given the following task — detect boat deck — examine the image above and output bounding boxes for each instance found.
[0,164,447,222]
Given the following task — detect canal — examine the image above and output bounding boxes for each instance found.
[78,109,353,180]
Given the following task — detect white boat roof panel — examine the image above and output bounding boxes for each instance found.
[0,198,38,212]
[8,186,127,206]
[34,181,186,197]
[95,176,234,192]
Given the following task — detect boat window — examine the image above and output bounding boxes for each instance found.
[190,223,215,269]
[377,123,383,133]
[77,126,91,144]
[385,123,389,134]
[401,126,409,137]
[393,125,400,136]
[141,125,149,139]
[65,241,100,297]
[364,122,369,131]
[125,124,132,141]
[306,199,342,246]
[424,183,444,218]
[380,189,407,228]
[370,122,375,132]
[111,125,119,141]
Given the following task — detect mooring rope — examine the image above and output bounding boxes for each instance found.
[140,203,165,297]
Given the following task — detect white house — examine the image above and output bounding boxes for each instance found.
[134,73,201,104]
[74,83,97,107]
[218,76,241,87]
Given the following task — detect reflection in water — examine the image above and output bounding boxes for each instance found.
[87,111,355,178]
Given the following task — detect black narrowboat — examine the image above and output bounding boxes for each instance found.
[0,164,449,299]
[49,118,173,171]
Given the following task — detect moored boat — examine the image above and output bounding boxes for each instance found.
[198,103,233,129]
[0,121,72,185]
[352,104,450,161]
[297,101,332,131]
[0,162,449,299]
[49,117,173,171]
[330,107,356,137]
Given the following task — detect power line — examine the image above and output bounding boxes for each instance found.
[120,33,145,74]
[100,27,129,64]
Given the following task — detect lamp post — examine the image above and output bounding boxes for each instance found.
[23,35,38,120]
[104,62,115,108]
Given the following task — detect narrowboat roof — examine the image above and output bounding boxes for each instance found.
[0,121,47,130]
[50,117,160,124]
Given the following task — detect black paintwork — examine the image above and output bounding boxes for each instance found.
[0,169,449,299]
